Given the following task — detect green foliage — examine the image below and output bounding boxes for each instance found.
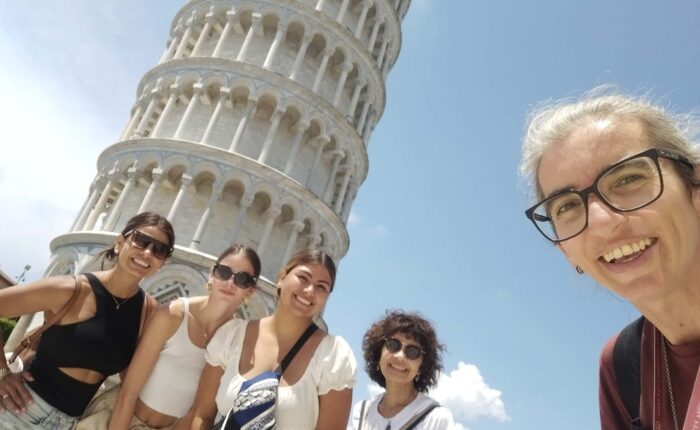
[0,318,17,341]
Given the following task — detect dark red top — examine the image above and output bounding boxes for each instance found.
[599,319,700,429]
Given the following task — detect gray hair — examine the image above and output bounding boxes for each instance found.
[520,85,700,201]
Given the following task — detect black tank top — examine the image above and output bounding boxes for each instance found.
[27,272,145,416]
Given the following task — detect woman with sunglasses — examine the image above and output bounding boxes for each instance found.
[86,245,261,430]
[520,88,700,429]
[0,211,174,429]
[350,310,454,430]
[185,249,356,430]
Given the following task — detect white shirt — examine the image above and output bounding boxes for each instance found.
[349,393,456,430]
[206,319,357,430]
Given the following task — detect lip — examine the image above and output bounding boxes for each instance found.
[598,238,657,273]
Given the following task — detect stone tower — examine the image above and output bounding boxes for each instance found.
[45,0,411,318]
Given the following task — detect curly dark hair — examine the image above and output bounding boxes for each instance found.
[363,310,445,393]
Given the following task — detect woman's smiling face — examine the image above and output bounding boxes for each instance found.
[537,118,700,304]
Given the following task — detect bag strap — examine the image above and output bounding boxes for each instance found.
[358,400,368,430]
[138,294,156,341]
[401,401,440,430]
[9,274,82,364]
[613,316,645,430]
[277,323,318,374]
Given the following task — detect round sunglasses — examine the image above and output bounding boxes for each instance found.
[212,263,257,289]
[384,337,424,360]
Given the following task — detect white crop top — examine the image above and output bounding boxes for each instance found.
[206,319,357,430]
[139,298,207,418]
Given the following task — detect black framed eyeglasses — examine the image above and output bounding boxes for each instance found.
[384,337,424,360]
[212,263,257,289]
[525,148,694,243]
[124,230,174,260]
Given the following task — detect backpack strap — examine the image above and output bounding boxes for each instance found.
[358,400,369,430]
[613,316,645,430]
[277,323,318,374]
[401,401,440,430]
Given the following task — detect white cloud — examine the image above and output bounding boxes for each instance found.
[371,224,390,237]
[430,361,510,424]
[348,212,361,226]
[363,361,508,429]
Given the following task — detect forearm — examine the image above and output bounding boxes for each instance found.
[108,390,138,430]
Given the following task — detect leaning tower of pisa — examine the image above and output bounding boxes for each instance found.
[45,0,411,318]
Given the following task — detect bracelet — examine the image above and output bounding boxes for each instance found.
[0,367,9,381]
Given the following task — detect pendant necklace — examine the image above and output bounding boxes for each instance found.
[105,276,135,310]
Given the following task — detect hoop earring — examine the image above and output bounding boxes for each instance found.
[206,282,212,291]
[242,296,249,306]
[576,265,584,274]
[114,246,119,255]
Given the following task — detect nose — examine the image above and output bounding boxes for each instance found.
[586,194,626,231]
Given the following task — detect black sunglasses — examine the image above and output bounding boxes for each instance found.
[384,337,423,360]
[124,230,173,260]
[212,263,257,289]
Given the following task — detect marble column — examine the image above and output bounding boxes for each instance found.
[337,0,351,23]
[347,79,366,120]
[263,23,287,70]
[289,35,312,81]
[257,204,282,257]
[323,150,345,202]
[229,98,257,152]
[72,175,105,232]
[230,194,254,241]
[257,109,284,163]
[174,18,194,59]
[305,137,329,187]
[212,11,237,58]
[167,174,192,221]
[368,17,383,52]
[151,88,179,138]
[120,104,142,141]
[174,84,203,139]
[334,168,352,212]
[356,99,372,133]
[134,95,158,137]
[312,48,333,93]
[282,221,305,267]
[354,0,373,39]
[190,182,222,249]
[192,13,216,56]
[137,168,163,213]
[104,166,138,231]
[201,88,230,145]
[284,120,309,175]
[159,36,179,63]
[236,15,261,62]
[85,169,118,231]
[333,62,353,107]
[377,38,389,68]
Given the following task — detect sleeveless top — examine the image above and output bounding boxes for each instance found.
[27,272,145,417]
[139,298,207,418]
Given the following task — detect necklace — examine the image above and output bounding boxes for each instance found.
[661,335,680,430]
[104,276,135,310]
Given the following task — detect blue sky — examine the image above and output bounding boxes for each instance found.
[2,1,700,428]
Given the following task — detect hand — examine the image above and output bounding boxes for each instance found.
[0,372,34,413]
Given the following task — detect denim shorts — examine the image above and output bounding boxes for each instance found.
[0,384,77,429]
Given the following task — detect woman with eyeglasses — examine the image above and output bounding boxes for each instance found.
[185,249,357,430]
[350,310,455,430]
[0,211,174,429]
[520,88,700,430]
[75,245,262,430]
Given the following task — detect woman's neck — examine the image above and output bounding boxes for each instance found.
[103,268,141,297]
[637,279,700,345]
[199,296,236,333]
[379,384,419,418]
[270,307,314,343]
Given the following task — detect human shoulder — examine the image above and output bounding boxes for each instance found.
[413,394,455,429]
